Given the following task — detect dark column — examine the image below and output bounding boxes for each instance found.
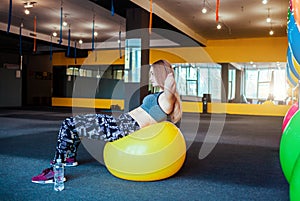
[53,66,67,97]
[21,56,28,106]
[220,63,229,103]
[124,7,150,111]
[235,69,242,102]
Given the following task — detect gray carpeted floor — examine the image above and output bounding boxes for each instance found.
[0,108,289,201]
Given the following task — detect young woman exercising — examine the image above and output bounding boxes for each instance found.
[32,59,182,184]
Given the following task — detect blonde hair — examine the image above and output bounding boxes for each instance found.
[151,60,182,124]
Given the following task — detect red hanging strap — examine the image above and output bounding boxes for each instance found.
[149,0,152,33]
[33,16,37,52]
[216,0,220,22]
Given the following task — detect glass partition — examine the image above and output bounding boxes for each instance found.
[243,63,287,104]
[60,62,288,105]
[124,38,141,83]
[173,63,222,101]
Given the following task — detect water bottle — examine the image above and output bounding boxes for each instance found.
[54,158,64,191]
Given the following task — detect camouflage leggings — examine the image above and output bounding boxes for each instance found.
[54,113,140,161]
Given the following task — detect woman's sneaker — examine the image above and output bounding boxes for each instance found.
[31,168,67,184]
[50,157,78,167]
[65,157,78,167]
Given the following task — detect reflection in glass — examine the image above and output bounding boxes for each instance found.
[174,63,221,101]
[124,38,141,83]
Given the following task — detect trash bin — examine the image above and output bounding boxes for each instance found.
[202,96,208,113]
[202,94,211,114]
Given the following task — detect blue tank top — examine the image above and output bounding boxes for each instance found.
[140,92,167,122]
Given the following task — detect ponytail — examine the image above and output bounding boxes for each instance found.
[169,90,182,124]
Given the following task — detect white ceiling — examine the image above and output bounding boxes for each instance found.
[0,0,288,46]
[152,0,288,40]
[0,0,126,47]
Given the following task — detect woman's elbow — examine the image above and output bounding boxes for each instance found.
[164,101,175,114]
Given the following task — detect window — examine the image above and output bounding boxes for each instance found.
[124,38,141,83]
[245,70,258,99]
[273,69,287,100]
[244,66,287,102]
[174,63,221,101]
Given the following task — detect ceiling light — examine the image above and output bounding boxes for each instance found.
[24,9,30,15]
[24,1,36,8]
[266,8,271,23]
[24,2,36,15]
[201,0,207,14]
[52,32,57,37]
[79,39,83,44]
[262,0,268,4]
[24,3,33,8]
[217,23,222,29]
[94,32,98,36]
[63,15,69,27]
[269,22,274,36]
[63,21,68,27]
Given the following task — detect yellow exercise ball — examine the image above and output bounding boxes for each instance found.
[103,121,186,181]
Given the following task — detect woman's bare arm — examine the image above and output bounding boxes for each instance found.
[158,73,176,114]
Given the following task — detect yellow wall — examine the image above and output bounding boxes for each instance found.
[205,37,288,62]
[52,36,288,65]
[52,97,124,110]
[150,47,214,63]
[52,50,125,66]
[150,36,288,63]
[181,101,289,116]
[208,102,289,116]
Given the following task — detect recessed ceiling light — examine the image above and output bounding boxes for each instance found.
[217,23,222,29]
[79,39,83,44]
[266,8,271,23]
[262,0,268,4]
[269,30,274,35]
[24,9,30,15]
[201,0,207,14]
[52,32,57,37]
